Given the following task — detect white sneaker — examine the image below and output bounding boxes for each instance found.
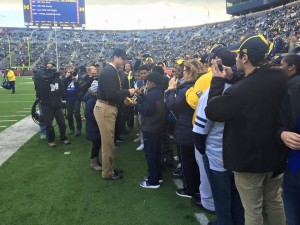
[134,137,141,142]
[140,181,160,189]
[136,144,144,151]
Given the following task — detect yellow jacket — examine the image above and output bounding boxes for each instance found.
[7,70,16,81]
[185,67,212,123]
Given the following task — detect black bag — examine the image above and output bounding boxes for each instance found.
[1,77,11,90]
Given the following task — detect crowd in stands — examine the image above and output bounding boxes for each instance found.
[0,1,299,71]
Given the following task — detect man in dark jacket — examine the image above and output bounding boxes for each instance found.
[35,62,70,147]
[205,34,287,225]
[94,49,135,180]
[62,65,82,136]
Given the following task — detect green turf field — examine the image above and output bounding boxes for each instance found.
[0,76,36,131]
[0,76,215,225]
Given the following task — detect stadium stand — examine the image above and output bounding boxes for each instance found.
[0,1,299,70]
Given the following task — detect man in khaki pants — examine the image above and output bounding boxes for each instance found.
[205,34,287,225]
[94,49,135,180]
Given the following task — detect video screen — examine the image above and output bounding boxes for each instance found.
[23,0,86,28]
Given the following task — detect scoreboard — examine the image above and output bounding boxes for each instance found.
[23,0,86,28]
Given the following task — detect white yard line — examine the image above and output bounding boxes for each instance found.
[0,126,7,128]
[0,115,26,117]
[0,101,33,103]
[16,111,31,113]
[195,213,210,225]
[11,94,33,95]
[0,115,39,166]
[0,120,18,122]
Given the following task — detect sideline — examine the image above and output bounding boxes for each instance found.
[0,115,39,166]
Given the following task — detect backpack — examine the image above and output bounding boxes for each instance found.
[1,76,11,90]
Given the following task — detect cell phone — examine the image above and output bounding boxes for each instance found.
[215,59,223,71]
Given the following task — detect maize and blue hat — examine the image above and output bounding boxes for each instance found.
[229,33,269,59]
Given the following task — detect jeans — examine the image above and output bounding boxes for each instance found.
[66,99,82,131]
[143,131,162,185]
[203,155,244,225]
[9,81,15,93]
[38,103,46,135]
[283,168,300,225]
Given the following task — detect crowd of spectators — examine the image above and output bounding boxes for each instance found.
[0,2,299,71]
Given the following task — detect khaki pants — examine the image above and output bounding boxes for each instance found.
[234,172,286,225]
[94,101,118,178]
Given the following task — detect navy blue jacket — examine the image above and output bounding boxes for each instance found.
[83,92,100,141]
[165,82,195,146]
[137,86,166,133]
[63,76,80,101]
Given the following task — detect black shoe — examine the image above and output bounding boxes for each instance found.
[114,168,124,174]
[176,188,192,198]
[207,222,213,225]
[191,193,215,214]
[104,174,123,180]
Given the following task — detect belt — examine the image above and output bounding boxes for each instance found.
[97,100,118,108]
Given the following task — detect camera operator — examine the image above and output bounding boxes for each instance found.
[35,62,70,147]
[62,65,82,136]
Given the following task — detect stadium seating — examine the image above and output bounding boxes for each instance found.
[0,1,299,70]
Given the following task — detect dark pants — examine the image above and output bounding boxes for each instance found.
[91,140,101,159]
[38,103,46,134]
[9,81,15,93]
[203,155,244,225]
[115,103,125,140]
[42,105,67,143]
[283,168,300,225]
[143,131,162,185]
[124,105,134,129]
[66,99,82,131]
[178,145,200,195]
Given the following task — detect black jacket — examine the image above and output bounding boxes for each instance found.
[35,73,65,108]
[83,92,100,141]
[165,82,195,146]
[277,73,300,136]
[138,87,166,133]
[97,64,130,105]
[205,67,287,173]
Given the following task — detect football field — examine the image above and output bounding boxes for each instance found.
[0,76,213,225]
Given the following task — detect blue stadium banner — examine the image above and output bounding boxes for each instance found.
[23,0,86,28]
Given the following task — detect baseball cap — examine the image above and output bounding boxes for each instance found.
[112,49,130,60]
[230,33,269,59]
[210,43,226,53]
[145,72,163,85]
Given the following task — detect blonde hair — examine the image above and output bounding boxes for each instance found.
[184,60,207,82]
